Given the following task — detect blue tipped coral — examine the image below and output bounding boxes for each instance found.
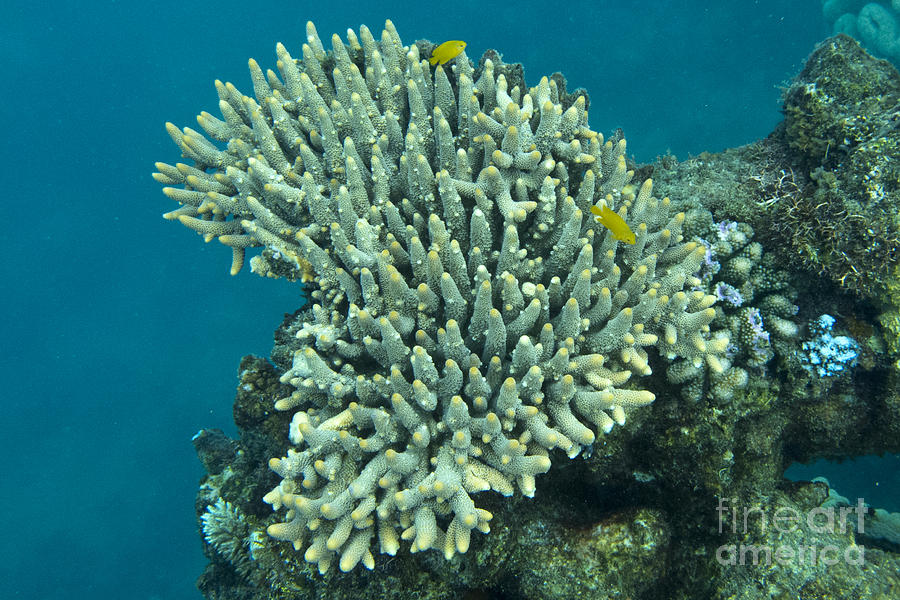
[801,314,860,378]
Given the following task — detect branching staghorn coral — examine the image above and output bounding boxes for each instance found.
[155,21,730,573]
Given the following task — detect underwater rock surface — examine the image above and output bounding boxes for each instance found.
[172,30,899,600]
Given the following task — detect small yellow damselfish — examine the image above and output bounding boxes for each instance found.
[590,204,636,244]
[429,40,467,65]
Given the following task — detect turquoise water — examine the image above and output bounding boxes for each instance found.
[2,1,892,598]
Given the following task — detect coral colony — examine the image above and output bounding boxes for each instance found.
[801,314,860,378]
[157,24,900,599]
[155,21,733,572]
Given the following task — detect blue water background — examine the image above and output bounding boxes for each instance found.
[1,1,894,598]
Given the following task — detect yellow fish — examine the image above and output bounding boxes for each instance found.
[429,40,467,65]
[590,204,636,244]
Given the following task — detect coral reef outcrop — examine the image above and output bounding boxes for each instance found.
[156,20,731,574]
[156,24,900,600]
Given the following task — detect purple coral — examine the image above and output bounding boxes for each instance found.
[693,239,720,285]
[716,220,737,240]
[745,307,772,361]
[714,282,743,307]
